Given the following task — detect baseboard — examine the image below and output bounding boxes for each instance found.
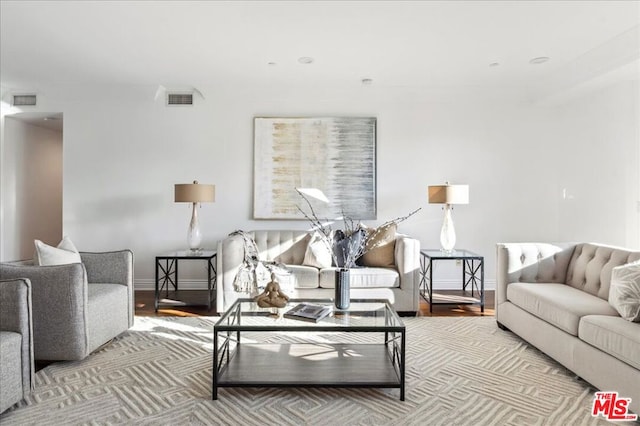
[135,278,496,291]
[426,278,496,291]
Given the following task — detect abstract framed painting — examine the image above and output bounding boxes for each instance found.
[254,117,377,220]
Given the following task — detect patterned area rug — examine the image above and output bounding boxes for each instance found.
[1,316,630,425]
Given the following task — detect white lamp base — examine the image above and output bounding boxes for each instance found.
[440,204,456,253]
[187,202,203,253]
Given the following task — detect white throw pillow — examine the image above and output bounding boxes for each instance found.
[609,260,640,322]
[34,236,82,266]
[303,232,332,269]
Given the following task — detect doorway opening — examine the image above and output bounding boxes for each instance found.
[1,112,63,261]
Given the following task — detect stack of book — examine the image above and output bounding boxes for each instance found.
[284,303,333,323]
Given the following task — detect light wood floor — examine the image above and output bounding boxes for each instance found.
[135,289,495,317]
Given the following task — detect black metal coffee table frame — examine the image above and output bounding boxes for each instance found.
[213,298,406,401]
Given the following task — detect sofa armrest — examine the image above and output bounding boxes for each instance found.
[394,235,420,311]
[0,263,89,360]
[80,250,133,286]
[81,250,134,328]
[217,234,247,312]
[496,242,577,310]
[0,278,34,396]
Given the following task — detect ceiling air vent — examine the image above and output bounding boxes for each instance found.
[13,94,37,106]
[167,93,193,106]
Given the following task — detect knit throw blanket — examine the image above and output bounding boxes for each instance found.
[231,231,261,293]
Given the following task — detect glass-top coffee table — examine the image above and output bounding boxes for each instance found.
[213,298,406,400]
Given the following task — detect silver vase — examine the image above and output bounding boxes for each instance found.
[335,268,350,310]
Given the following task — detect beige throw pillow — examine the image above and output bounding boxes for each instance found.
[609,260,640,322]
[360,223,397,268]
[34,236,82,266]
[303,232,333,269]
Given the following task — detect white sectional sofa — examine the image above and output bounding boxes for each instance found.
[496,242,640,414]
[217,230,420,314]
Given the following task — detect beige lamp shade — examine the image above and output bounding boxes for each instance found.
[428,184,469,205]
[175,181,215,203]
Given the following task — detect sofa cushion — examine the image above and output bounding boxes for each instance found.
[252,231,309,265]
[87,284,129,353]
[34,236,81,266]
[566,243,640,301]
[503,243,574,285]
[506,282,619,336]
[302,232,332,269]
[579,315,640,370]
[275,265,319,290]
[609,261,640,322]
[359,223,397,268]
[318,267,399,289]
[333,229,366,268]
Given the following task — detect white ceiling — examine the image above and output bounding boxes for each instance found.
[1,1,639,102]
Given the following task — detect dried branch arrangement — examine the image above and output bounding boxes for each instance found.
[296,188,420,268]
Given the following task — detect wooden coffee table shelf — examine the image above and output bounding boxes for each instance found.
[219,343,400,386]
[213,299,406,400]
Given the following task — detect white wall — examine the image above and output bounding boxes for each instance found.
[1,117,63,260]
[58,85,563,288]
[554,80,639,247]
[1,81,637,290]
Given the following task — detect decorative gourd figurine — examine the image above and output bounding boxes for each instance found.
[254,273,289,308]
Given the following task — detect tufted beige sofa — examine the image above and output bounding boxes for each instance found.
[217,230,420,314]
[496,242,640,414]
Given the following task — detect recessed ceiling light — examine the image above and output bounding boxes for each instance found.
[529,57,550,65]
[298,57,314,64]
[361,78,373,85]
[489,62,500,67]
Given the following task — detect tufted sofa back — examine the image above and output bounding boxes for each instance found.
[501,243,575,284]
[248,230,311,265]
[566,243,640,300]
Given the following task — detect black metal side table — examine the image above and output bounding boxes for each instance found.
[419,249,484,313]
[155,250,217,312]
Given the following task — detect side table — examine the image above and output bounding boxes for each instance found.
[155,250,217,312]
[419,249,484,313]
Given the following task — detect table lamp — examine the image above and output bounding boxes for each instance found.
[175,180,215,253]
[428,182,469,253]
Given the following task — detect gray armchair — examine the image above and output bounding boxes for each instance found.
[0,278,34,413]
[0,250,133,361]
